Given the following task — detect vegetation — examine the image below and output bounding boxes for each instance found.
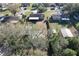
[0,3,79,56]
[76,22,79,29]
[7,4,20,16]
[63,48,77,56]
[32,4,47,13]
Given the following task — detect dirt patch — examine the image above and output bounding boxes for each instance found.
[36,21,47,30]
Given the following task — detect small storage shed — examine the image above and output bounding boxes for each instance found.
[61,28,73,37]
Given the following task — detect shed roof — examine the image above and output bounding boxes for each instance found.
[61,28,73,37]
[1,16,19,23]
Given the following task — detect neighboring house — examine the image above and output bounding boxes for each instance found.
[28,13,44,21]
[43,3,56,10]
[0,16,19,24]
[0,3,8,10]
[51,11,70,23]
[51,15,61,21]
[61,28,74,37]
[61,14,70,21]
[54,6,62,15]
[20,3,30,10]
[43,3,56,7]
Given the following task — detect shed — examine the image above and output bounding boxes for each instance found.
[61,28,73,37]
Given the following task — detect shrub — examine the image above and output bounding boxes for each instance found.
[63,48,77,56]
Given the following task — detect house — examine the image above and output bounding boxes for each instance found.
[50,11,70,23]
[0,16,19,24]
[0,3,8,10]
[43,3,56,7]
[43,3,56,10]
[20,3,30,10]
[51,15,61,21]
[61,14,70,20]
[60,14,70,23]
[28,13,44,21]
[61,28,73,37]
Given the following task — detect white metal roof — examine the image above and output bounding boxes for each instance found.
[61,28,73,37]
[29,17,39,20]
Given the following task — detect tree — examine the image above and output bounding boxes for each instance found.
[68,37,79,55]
[76,22,79,30]
[49,34,69,56]
[7,4,20,16]
[63,48,77,56]
[62,4,79,14]
[32,4,47,13]
[68,37,79,50]
[0,23,48,56]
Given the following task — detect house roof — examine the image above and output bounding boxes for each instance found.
[43,3,56,7]
[61,14,70,20]
[61,28,73,37]
[51,15,61,20]
[21,3,30,7]
[30,13,44,17]
[29,17,39,20]
[28,13,44,20]
[1,16,19,23]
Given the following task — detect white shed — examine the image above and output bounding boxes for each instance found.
[61,28,73,37]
